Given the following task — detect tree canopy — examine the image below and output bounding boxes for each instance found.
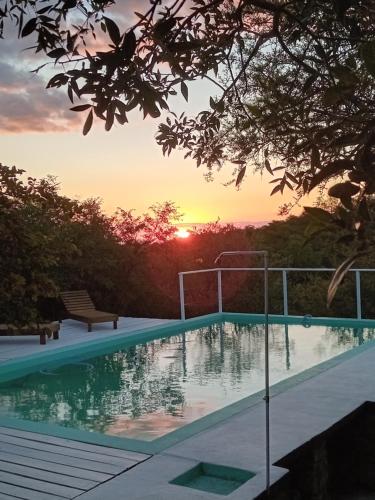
[2,0,375,293]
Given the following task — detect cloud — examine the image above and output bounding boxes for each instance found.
[0,1,170,134]
[0,36,79,134]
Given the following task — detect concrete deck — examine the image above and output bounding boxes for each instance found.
[0,317,175,363]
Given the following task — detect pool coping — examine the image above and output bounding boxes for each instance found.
[1,312,375,455]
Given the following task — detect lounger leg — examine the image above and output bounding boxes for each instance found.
[53,330,59,340]
[114,320,117,330]
[40,333,46,345]
[88,323,92,332]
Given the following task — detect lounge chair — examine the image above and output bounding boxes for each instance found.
[0,321,59,345]
[60,290,118,332]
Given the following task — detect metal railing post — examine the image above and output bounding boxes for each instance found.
[356,271,362,320]
[282,270,288,316]
[217,270,223,313]
[263,252,270,495]
[179,273,186,321]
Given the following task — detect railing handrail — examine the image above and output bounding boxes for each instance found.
[179,267,375,275]
[178,266,373,321]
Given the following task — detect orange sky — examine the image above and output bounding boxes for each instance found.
[0,117,308,224]
[0,11,311,225]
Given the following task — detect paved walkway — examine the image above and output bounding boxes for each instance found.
[0,425,149,499]
[0,317,176,363]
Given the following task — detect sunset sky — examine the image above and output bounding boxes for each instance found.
[0,5,309,226]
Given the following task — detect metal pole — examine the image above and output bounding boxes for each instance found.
[218,270,223,313]
[282,270,288,316]
[356,271,362,320]
[264,252,270,495]
[179,273,186,321]
[213,250,271,496]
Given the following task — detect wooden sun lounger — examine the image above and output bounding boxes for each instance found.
[60,290,118,332]
[0,322,60,345]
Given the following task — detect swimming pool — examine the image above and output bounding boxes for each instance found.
[0,316,374,452]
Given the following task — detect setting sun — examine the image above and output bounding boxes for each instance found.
[175,229,191,239]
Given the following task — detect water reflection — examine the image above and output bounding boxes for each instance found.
[0,322,373,440]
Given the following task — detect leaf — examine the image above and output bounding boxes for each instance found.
[236,166,246,187]
[328,182,360,199]
[83,109,93,136]
[115,112,127,125]
[146,103,161,118]
[47,48,66,59]
[311,145,321,170]
[216,100,224,113]
[105,105,115,131]
[154,18,177,39]
[121,31,136,60]
[360,41,375,78]
[340,195,353,210]
[63,0,77,9]
[68,86,74,103]
[70,104,91,112]
[286,171,298,183]
[104,17,121,45]
[271,184,281,195]
[181,81,188,102]
[264,159,273,175]
[209,97,216,109]
[327,252,366,307]
[21,18,37,37]
[46,73,68,88]
[37,6,51,14]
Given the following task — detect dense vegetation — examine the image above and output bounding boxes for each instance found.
[2,165,375,325]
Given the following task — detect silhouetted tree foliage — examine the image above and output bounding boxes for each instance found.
[2,165,375,324]
[2,0,375,290]
[0,165,181,323]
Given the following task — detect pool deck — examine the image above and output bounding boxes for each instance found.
[0,317,171,499]
[0,316,175,363]
[1,316,375,498]
[76,331,375,500]
[0,425,149,499]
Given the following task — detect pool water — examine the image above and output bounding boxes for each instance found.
[0,322,373,441]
